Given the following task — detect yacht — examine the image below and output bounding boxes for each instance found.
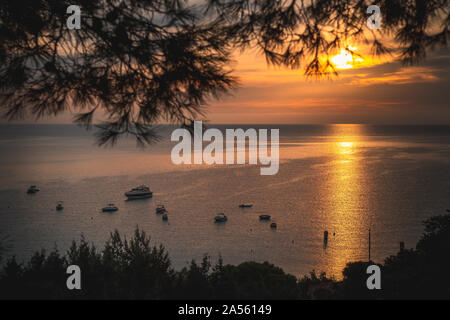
[214,213,228,223]
[124,185,153,199]
[27,185,40,194]
[102,204,119,212]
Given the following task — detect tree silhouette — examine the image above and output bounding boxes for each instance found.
[1,0,448,145]
[0,232,9,263]
[2,211,450,299]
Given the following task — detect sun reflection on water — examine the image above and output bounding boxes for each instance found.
[321,125,370,277]
[337,141,355,155]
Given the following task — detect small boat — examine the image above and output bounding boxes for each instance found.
[102,204,119,212]
[259,214,271,220]
[124,185,153,200]
[162,213,168,221]
[214,213,228,223]
[27,185,40,194]
[270,222,277,229]
[239,204,253,208]
[156,204,167,214]
[56,201,64,211]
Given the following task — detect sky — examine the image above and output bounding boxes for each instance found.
[3,11,449,127]
[13,45,448,126]
[206,46,450,124]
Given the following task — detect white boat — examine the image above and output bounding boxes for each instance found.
[214,213,228,223]
[102,204,119,212]
[156,204,167,214]
[27,185,40,194]
[56,201,64,211]
[124,185,153,199]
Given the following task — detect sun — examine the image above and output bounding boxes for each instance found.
[330,47,363,70]
[339,142,354,148]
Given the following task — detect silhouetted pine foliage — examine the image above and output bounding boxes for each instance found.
[0,0,449,145]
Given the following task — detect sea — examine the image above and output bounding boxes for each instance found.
[1,124,449,279]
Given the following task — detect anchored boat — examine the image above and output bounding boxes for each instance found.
[156,204,167,214]
[214,213,228,223]
[27,185,40,194]
[56,201,64,211]
[125,185,153,200]
[102,204,119,212]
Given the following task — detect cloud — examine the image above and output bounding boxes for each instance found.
[348,66,440,86]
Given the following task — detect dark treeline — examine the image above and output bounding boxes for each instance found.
[1,211,450,299]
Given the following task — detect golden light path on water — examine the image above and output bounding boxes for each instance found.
[322,124,371,276]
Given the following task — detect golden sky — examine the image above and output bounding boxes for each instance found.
[206,45,450,124]
[7,42,449,125]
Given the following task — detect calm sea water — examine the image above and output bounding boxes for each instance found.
[1,124,450,279]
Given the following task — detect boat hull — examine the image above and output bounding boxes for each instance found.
[214,216,228,223]
[125,193,153,200]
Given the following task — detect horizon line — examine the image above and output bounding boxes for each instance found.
[2,123,450,126]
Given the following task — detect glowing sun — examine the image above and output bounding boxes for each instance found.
[330,47,363,70]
